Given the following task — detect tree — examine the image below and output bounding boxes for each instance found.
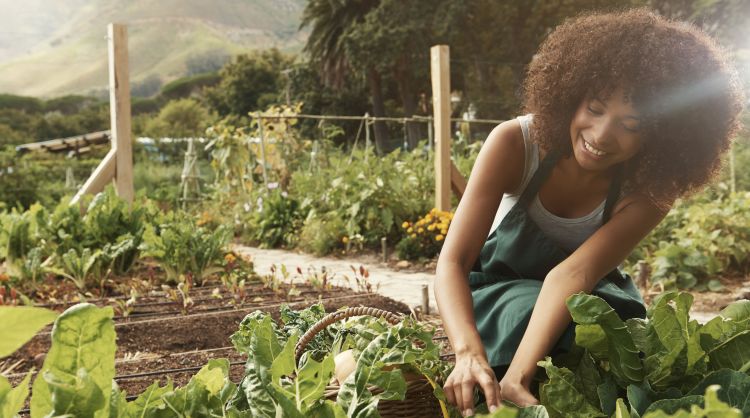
[299,0,391,152]
[143,98,213,139]
[204,49,293,117]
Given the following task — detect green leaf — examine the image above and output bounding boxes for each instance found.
[643,396,704,416]
[125,381,174,417]
[596,376,618,416]
[707,330,750,371]
[614,399,632,418]
[566,293,644,383]
[642,386,742,417]
[687,370,750,415]
[706,280,724,292]
[644,292,705,390]
[31,303,116,418]
[537,357,605,418]
[0,306,58,358]
[274,353,334,412]
[517,405,549,418]
[161,359,236,417]
[0,372,33,418]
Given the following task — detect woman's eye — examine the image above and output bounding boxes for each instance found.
[623,125,640,133]
[587,106,603,115]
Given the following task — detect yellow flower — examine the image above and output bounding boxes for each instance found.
[224,253,236,263]
[402,221,410,229]
[425,214,433,222]
[441,229,448,235]
[407,227,414,234]
[427,224,435,231]
[410,233,417,238]
[435,234,444,241]
[342,236,350,244]
[417,228,424,234]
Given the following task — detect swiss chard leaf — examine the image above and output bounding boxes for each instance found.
[0,306,57,358]
[0,372,33,418]
[686,369,750,415]
[566,293,644,384]
[537,357,605,418]
[30,304,116,418]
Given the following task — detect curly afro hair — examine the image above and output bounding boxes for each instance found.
[522,8,744,206]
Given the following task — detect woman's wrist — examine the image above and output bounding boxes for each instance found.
[502,362,535,387]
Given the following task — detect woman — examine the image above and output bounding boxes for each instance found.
[434,9,744,416]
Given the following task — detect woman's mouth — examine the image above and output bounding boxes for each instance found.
[582,137,608,157]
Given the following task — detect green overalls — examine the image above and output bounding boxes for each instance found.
[469,150,646,372]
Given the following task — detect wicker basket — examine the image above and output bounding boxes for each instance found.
[294,306,446,418]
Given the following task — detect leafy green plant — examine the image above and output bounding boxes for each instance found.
[243,187,305,248]
[140,211,231,285]
[298,212,347,255]
[628,191,750,289]
[56,247,105,292]
[535,292,750,417]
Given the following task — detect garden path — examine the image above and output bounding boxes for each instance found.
[233,245,440,314]
[233,245,727,324]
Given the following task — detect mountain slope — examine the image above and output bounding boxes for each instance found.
[0,0,307,97]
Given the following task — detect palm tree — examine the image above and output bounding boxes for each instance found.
[300,0,389,152]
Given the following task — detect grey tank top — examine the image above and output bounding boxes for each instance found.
[488,114,606,253]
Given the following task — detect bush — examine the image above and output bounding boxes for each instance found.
[396,208,453,260]
[298,213,346,256]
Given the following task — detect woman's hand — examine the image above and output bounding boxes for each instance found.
[444,352,500,417]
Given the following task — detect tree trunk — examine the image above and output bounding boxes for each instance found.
[395,54,421,150]
[367,68,388,154]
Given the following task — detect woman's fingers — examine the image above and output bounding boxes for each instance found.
[460,377,475,416]
[477,373,500,412]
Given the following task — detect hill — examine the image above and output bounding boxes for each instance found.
[0,0,307,97]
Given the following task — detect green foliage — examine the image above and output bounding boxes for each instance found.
[628,191,750,289]
[204,49,293,116]
[298,213,347,256]
[396,208,453,260]
[161,72,222,100]
[291,145,433,249]
[244,188,305,249]
[0,306,57,358]
[30,304,116,418]
[139,211,231,284]
[536,292,750,417]
[142,98,214,139]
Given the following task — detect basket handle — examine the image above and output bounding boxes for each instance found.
[294,306,402,363]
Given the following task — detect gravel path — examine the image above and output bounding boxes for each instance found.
[233,245,440,314]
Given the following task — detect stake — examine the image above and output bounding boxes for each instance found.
[421,284,430,315]
[381,237,388,263]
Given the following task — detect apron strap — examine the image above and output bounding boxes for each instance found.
[602,166,623,224]
[517,147,624,224]
[516,148,561,209]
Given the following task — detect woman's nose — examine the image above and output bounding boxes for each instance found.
[589,119,616,146]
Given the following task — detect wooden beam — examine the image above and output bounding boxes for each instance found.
[431,45,451,211]
[108,23,134,203]
[71,148,117,206]
[450,162,467,200]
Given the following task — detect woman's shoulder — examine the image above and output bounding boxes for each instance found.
[476,118,527,193]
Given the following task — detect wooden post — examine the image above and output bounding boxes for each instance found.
[109,23,133,203]
[431,45,451,211]
[71,23,133,206]
[255,113,269,189]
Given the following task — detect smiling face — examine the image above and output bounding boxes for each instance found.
[569,87,644,173]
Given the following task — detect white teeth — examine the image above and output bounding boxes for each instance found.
[583,140,607,156]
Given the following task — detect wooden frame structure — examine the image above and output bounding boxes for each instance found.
[15,131,111,156]
[431,45,467,211]
[71,23,134,206]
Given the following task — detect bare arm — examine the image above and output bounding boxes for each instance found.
[500,194,669,403]
[435,120,526,415]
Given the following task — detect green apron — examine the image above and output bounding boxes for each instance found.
[469,150,646,369]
